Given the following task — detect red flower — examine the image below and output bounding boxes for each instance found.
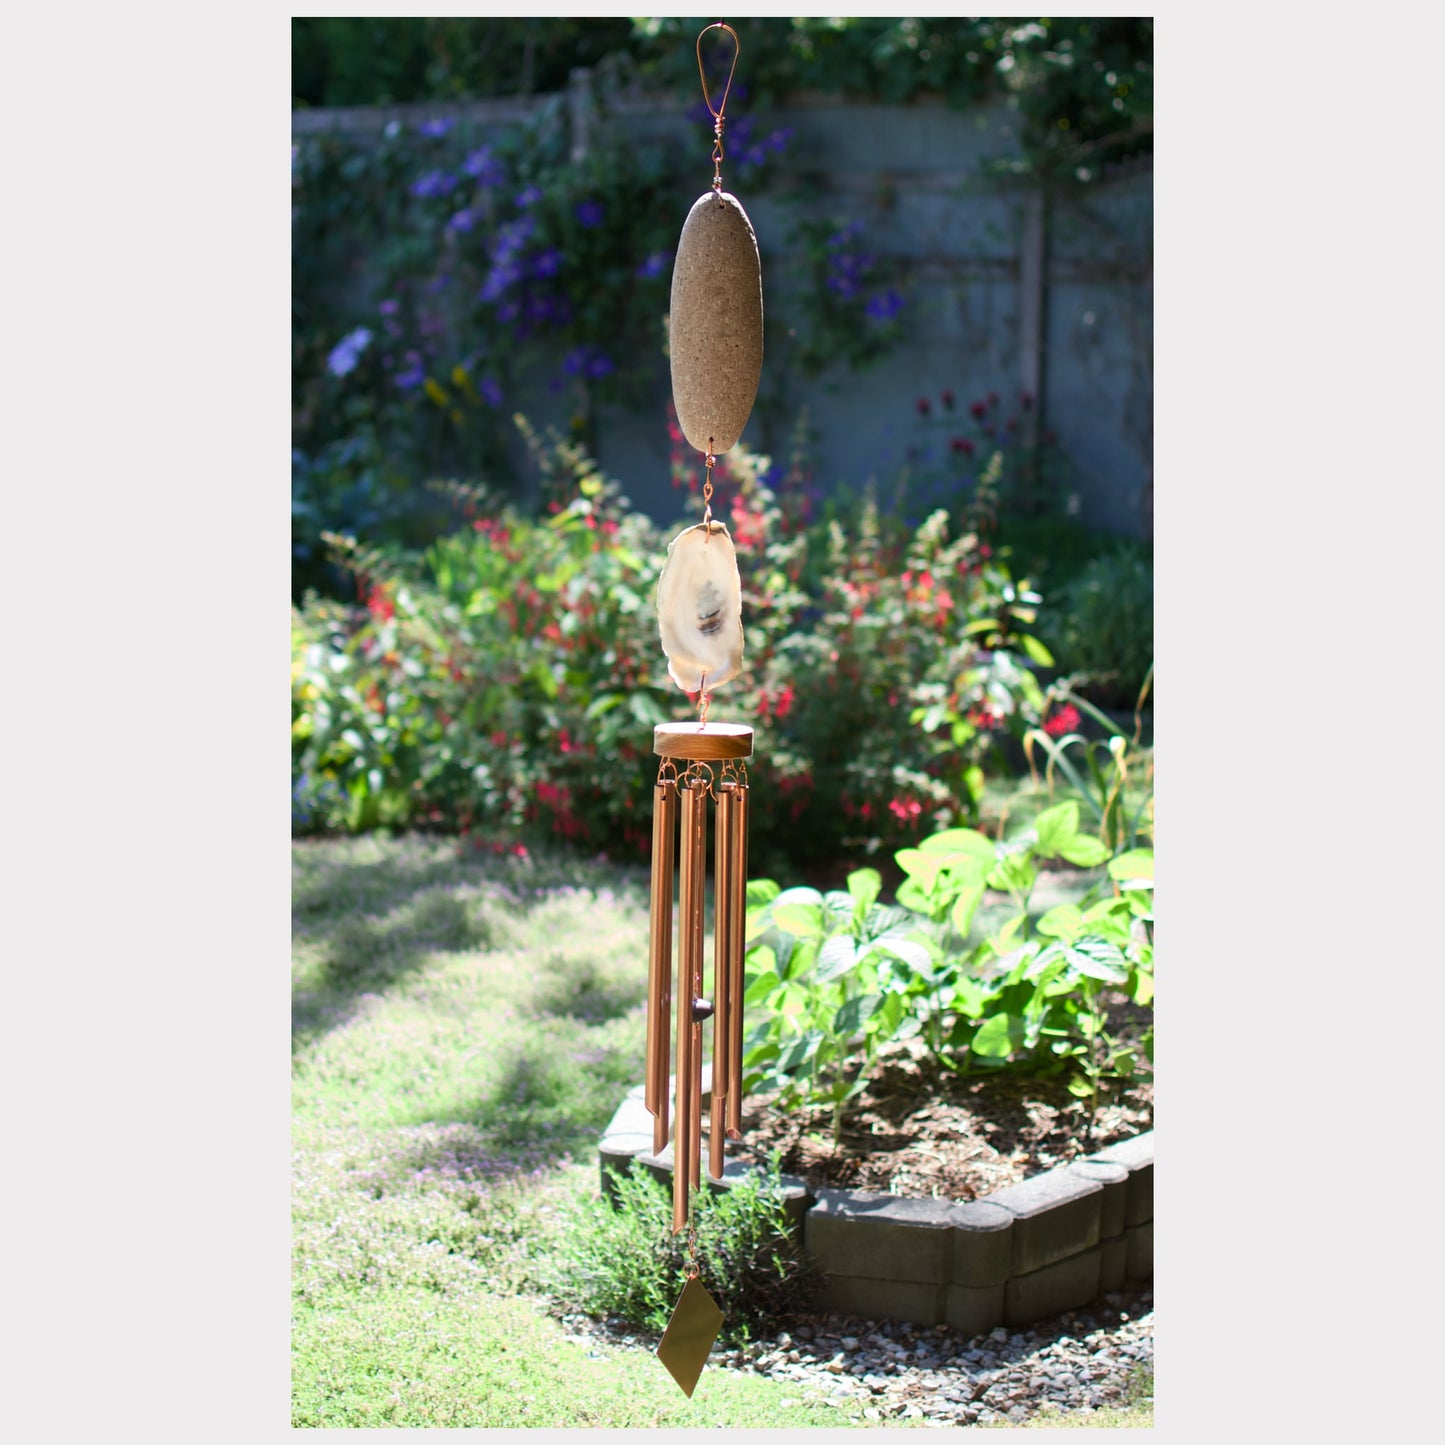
[1043,703,1082,738]
[950,436,975,456]
[940,389,955,410]
[916,397,931,416]
[969,400,987,420]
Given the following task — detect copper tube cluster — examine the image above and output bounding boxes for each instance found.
[646,724,753,1235]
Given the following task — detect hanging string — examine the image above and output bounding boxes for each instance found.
[696,22,739,195]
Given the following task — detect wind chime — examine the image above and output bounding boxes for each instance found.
[647,21,763,1399]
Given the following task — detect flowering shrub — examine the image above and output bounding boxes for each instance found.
[293,100,807,599]
[293,419,1058,864]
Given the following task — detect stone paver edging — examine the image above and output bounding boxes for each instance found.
[598,1079,1152,1331]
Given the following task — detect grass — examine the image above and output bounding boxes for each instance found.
[291,833,879,1427]
[291,824,1151,1427]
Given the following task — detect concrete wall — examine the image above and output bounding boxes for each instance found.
[293,84,1153,537]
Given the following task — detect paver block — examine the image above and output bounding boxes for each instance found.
[986,1167,1102,1276]
[817,1274,944,1326]
[805,1188,956,1285]
[1124,1219,1153,1280]
[1067,1160,1129,1240]
[948,1200,1014,1287]
[1004,1247,1102,1326]
[1099,1235,1127,1293]
[1089,1131,1153,1227]
[945,1281,1006,1337]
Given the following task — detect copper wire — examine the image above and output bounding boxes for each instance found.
[696,22,739,193]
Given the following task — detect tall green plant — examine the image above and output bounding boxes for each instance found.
[741,802,1153,1129]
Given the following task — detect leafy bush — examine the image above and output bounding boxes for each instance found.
[1052,546,1153,710]
[546,1159,817,1342]
[742,803,1153,1128]
[291,418,1060,861]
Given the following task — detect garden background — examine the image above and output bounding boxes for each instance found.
[291,17,1155,866]
[7,9,1427,1440]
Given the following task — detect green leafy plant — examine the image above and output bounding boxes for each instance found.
[1051,546,1153,710]
[293,419,1068,861]
[1031,847,1154,1120]
[549,1159,817,1342]
[739,870,941,1138]
[1024,674,1154,853]
[741,803,1153,1130]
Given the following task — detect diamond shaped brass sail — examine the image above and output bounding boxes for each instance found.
[656,1275,724,1398]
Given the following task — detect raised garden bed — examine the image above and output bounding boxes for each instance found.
[598,1075,1152,1332]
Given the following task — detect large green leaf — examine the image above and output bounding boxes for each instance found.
[1020,633,1055,667]
[918,827,997,859]
[1064,939,1130,983]
[950,880,987,940]
[1058,834,1110,867]
[847,867,882,922]
[834,992,883,1038]
[873,933,932,975]
[815,935,859,983]
[772,903,825,940]
[773,886,825,907]
[1033,799,1083,857]
[894,848,947,892]
[971,1012,1021,1059]
[1109,849,1155,882]
[746,878,781,908]
[1036,903,1084,939]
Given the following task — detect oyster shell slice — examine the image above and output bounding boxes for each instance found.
[656,521,744,694]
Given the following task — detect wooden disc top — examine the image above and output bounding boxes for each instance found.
[654,721,754,761]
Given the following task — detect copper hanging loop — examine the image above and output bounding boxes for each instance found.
[696,21,739,193]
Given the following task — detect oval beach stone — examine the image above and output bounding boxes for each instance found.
[669,190,763,455]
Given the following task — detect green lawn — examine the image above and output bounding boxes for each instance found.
[291,834,879,1427]
[291,828,1151,1428]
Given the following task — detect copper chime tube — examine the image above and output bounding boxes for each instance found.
[645,778,677,1156]
[709,783,735,1179]
[651,721,753,1235]
[725,779,749,1141]
[674,777,708,1228]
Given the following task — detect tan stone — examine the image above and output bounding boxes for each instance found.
[668,190,763,456]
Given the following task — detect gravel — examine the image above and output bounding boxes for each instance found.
[560,1286,1153,1425]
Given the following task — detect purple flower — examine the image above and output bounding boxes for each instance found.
[462,146,504,187]
[326,326,372,378]
[586,352,615,379]
[865,290,903,321]
[378,298,399,317]
[421,118,452,138]
[563,347,589,376]
[394,353,426,390]
[447,208,477,234]
[767,127,794,153]
[411,169,458,200]
[479,262,519,303]
[479,376,503,407]
[575,198,604,228]
[636,250,671,279]
[531,248,561,278]
[515,184,543,208]
[492,215,535,263]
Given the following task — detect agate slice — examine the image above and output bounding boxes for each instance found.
[656,521,744,693]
